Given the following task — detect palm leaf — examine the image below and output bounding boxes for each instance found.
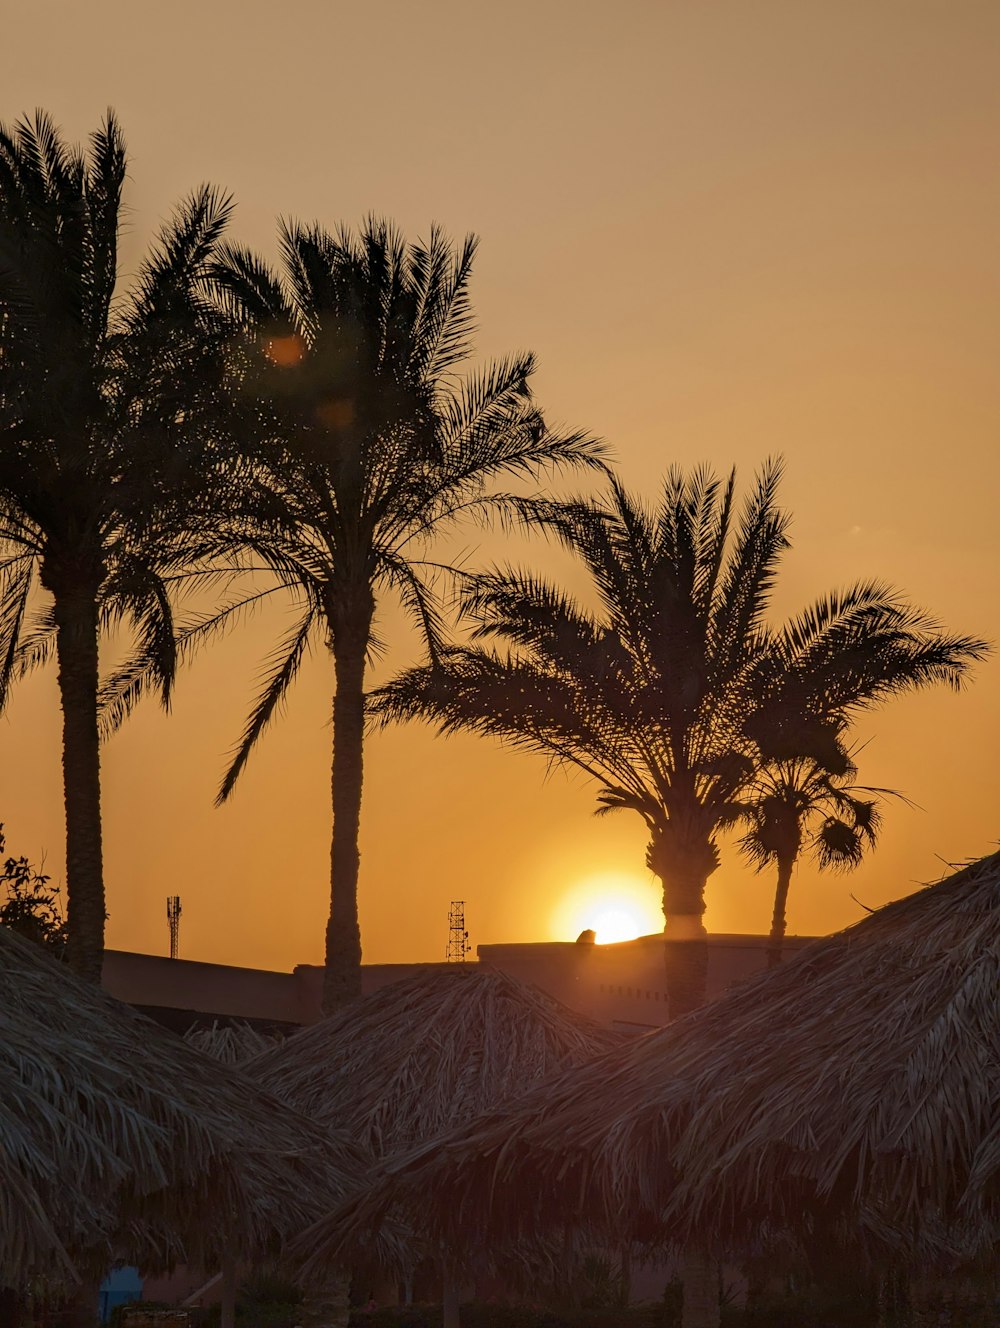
[216,599,320,804]
[98,585,287,736]
[0,555,33,708]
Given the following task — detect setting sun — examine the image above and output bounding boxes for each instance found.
[550,873,663,945]
[589,907,646,944]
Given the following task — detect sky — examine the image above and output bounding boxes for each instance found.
[1,1,998,969]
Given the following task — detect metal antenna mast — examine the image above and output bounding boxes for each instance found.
[166,896,182,960]
[445,900,470,962]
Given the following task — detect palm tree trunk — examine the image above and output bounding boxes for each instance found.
[663,932,709,1021]
[653,838,717,1019]
[53,585,105,984]
[654,838,719,1328]
[766,854,795,969]
[323,601,372,1014]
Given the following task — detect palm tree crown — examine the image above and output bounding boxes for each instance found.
[737,743,891,968]
[0,110,234,978]
[373,463,987,1015]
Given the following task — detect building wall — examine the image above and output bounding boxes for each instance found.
[290,960,456,1023]
[477,933,818,1031]
[102,950,307,1026]
[102,935,818,1033]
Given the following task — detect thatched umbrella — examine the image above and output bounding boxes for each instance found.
[307,852,1000,1321]
[245,965,622,1323]
[185,1018,282,1065]
[0,925,368,1292]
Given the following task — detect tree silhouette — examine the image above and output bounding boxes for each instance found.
[0,111,234,980]
[0,825,66,956]
[737,743,892,968]
[105,220,605,1011]
[374,464,986,1015]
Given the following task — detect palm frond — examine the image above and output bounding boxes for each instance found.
[0,556,33,708]
[98,585,288,736]
[208,241,290,328]
[371,648,650,798]
[409,227,478,378]
[216,599,320,804]
[10,605,56,680]
[710,457,790,677]
[81,111,126,343]
[126,184,234,328]
[770,583,990,716]
[376,551,447,663]
[277,220,336,342]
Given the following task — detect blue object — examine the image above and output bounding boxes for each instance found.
[98,1266,143,1322]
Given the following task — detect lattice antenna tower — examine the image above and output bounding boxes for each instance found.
[166,895,182,960]
[445,900,470,962]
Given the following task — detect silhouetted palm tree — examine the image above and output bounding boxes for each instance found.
[107,220,605,1011]
[374,464,986,1015]
[737,743,891,968]
[0,111,233,980]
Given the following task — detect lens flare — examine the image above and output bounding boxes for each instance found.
[264,333,305,367]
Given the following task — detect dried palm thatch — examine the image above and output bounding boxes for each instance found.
[311,851,1000,1267]
[247,965,620,1154]
[256,964,623,1150]
[185,1020,283,1065]
[0,927,369,1282]
[245,966,621,1279]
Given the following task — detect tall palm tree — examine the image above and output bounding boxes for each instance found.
[105,220,605,1012]
[737,744,890,968]
[0,111,234,981]
[373,464,986,1016]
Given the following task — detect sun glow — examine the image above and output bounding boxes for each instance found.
[590,906,645,944]
[551,873,663,945]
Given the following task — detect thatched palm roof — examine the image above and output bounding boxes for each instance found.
[185,1019,282,1065]
[244,965,620,1279]
[309,851,1000,1266]
[247,965,620,1156]
[0,927,368,1280]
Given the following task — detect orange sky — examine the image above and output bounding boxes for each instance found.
[2,2,998,969]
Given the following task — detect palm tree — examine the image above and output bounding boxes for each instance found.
[0,111,234,980]
[105,220,605,1012]
[373,464,987,1016]
[737,743,891,968]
